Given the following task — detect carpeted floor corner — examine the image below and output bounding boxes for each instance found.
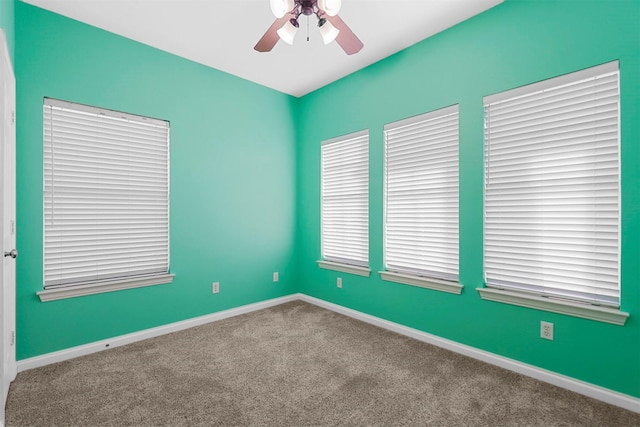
[6,301,640,426]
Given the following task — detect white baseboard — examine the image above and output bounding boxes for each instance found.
[16,292,640,414]
[297,294,640,414]
[17,294,298,372]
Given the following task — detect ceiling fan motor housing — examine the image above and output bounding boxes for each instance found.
[299,0,316,16]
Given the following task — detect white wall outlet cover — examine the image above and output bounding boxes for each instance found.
[540,321,554,340]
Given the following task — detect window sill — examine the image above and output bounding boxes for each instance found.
[37,273,175,302]
[476,287,629,326]
[380,271,463,295]
[317,261,371,277]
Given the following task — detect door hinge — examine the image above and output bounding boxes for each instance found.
[10,330,15,346]
[10,219,15,235]
[11,110,15,125]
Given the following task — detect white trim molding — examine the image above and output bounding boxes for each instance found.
[37,274,176,302]
[476,287,629,326]
[298,294,640,414]
[379,271,462,294]
[317,260,371,277]
[18,294,297,371]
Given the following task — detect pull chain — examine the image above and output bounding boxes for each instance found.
[307,15,310,41]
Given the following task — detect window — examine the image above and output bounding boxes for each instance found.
[482,62,623,321]
[40,98,173,301]
[318,130,370,276]
[381,106,461,294]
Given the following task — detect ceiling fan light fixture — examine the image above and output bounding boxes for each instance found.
[318,19,339,44]
[277,19,299,45]
[318,0,342,16]
[270,0,294,18]
[256,0,362,55]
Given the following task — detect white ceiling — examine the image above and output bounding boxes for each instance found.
[22,0,503,97]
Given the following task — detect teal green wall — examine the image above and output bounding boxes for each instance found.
[0,0,14,62]
[296,0,640,398]
[15,3,298,359]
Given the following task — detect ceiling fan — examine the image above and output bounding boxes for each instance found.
[254,0,364,55]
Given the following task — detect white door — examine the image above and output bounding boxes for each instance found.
[0,29,16,426]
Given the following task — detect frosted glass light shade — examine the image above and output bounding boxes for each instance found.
[277,20,298,45]
[319,20,340,44]
[270,0,294,18]
[318,0,342,16]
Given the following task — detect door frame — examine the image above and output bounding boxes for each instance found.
[0,28,17,427]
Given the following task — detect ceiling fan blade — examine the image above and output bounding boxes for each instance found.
[326,15,363,55]
[254,16,289,52]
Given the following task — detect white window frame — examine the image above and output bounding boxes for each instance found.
[380,105,462,295]
[478,61,628,325]
[317,130,370,277]
[38,98,173,302]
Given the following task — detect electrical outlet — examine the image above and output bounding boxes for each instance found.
[337,277,342,289]
[273,272,279,282]
[212,282,219,294]
[540,321,554,340]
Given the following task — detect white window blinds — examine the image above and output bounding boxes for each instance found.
[321,130,369,267]
[483,61,620,307]
[384,105,459,281]
[43,98,170,289]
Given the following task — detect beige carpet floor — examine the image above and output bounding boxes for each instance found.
[6,300,640,426]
